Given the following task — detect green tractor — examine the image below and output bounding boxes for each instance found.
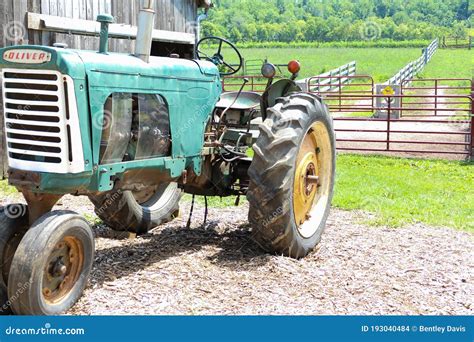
[0,4,335,315]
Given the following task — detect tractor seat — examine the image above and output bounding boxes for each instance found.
[215,91,261,110]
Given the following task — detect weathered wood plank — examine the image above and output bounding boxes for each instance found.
[40,0,52,45]
[49,0,58,16]
[28,0,42,44]
[104,0,112,14]
[0,0,6,46]
[78,0,87,49]
[92,0,99,19]
[27,12,196,44]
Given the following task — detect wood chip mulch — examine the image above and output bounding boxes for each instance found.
[56,197,473,315]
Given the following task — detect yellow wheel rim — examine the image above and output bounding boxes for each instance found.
[293,121,333,238]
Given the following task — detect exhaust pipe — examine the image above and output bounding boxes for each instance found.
[97,14,114,54]
[135,0,155,63]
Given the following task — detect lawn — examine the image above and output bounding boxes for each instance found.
[219,46,423,82]
[333,154,473,231]
[419,49,473,80]
[218,45,472,84]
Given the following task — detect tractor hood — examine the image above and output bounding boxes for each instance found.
[0,45,220,83]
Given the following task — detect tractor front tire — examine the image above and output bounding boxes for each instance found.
[8,211,94,315]
[247,93,335,258]
[89,182,181,235]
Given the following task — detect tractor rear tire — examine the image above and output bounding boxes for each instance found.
[0,204,29,289]
[8,211,94,315]
[0,204,29,314]
[247,93,335,258]
[89,182,181,235]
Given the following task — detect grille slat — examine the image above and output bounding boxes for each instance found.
[6,113,60,123]
[8,147,61,157]
[4,108,62,117]
[3,78,58,85]
[7,137,61,147]
[5,98,60,106]
[5,128,61,137]
[2,69,64,168]
[2,68,84,174]
[5,82,59,91]
[5,118,61,127]
[5,88,58,96]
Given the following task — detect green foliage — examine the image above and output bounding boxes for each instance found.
[202,0,472,43]
[232,39,432,49]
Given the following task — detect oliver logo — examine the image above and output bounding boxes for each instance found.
[3,49,51,64]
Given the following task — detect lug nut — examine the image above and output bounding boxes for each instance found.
[58,265,67,276]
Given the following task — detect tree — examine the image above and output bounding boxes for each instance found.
[202,0,468,43]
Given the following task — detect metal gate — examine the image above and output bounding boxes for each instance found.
[308,76,473,160]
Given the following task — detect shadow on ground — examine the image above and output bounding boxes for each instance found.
[90,219,270,286]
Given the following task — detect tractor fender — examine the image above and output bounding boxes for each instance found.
[260,79,302,120]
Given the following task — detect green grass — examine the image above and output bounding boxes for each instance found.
[0,180,17,197]
[182,193,247,208]
[218,46,472,84]
[218,47,423,82]
[333,154,474,231]
[419,49,473,81]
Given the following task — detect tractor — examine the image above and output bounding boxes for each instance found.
[0,2,335,315]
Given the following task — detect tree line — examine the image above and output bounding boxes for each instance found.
[201,0,472,43]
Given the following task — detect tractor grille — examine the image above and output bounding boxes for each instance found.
[2,68,84,173]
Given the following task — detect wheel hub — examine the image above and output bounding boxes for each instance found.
[304,163,320,195]
[294,149,319,225]
[42,236,83,304]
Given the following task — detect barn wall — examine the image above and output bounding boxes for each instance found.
[0,0,201,178]
[0,0,199,51]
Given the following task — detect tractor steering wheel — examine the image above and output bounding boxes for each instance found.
[195,36,243,76]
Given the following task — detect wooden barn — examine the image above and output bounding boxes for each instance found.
[0,0,212,55]
[0,0,212,177]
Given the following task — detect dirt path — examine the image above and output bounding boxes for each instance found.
[332,87,472,160]
[20,196,466,316]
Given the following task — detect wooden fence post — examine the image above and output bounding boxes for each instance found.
[471,90,474,161]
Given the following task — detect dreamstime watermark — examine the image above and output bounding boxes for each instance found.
[0,279,32,313]
[360,21,381,41]
[261,205,285,228]
[185,20,200,36]
[446,115,471,131]
[3,21,26,43]
[174,103,213,140]
[92,108,114,131]
[2,203,27,219]
[95,189,123,216]
[5,322,85,336]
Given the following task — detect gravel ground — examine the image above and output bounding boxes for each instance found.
[25,195,468,316]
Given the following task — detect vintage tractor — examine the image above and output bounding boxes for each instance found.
[0,3,335,315]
